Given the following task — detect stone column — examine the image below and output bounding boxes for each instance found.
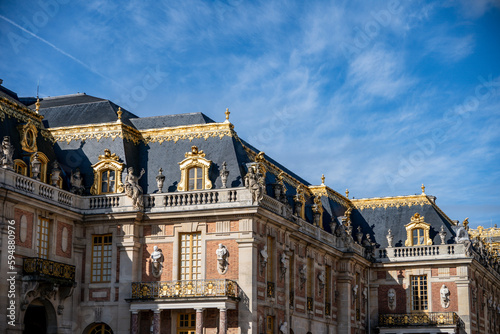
[131,311,139,334]
[195,308,204,334]
[219,307,227,334]
[337,276,352,333]
[456,280,471,334]
[152,310,161,334]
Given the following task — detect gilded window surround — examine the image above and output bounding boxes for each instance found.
[90,149,125,195]
[405,213,432,246]
[14,159,27,175]
[177,146,212,192]
[19,122,38,152]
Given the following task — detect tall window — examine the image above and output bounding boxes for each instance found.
[412,228,424,245]
[178,313,196,334]
[267,236,275,282]
[411,275,428,311]
[37,217,50,258]
[266,316,274,334]
[188,167,203,190]
[325,265,331,315]
[180,233,201,281]
[101,169,116,193]
[91,234,112,282]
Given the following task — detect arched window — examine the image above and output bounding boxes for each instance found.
[89,323,113,334]
[177,146,212,191]
[14,159,27,175]
[90,149,124,195]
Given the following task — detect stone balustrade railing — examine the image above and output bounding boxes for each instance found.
[377,243,467,262]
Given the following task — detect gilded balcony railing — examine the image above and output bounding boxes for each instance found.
[23,257,76,283]
[307,297,313,312]
[379,312,464,328]
[131,279,239,299]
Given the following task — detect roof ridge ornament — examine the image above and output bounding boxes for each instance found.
[224,108,230,123]
[321,174,325,185]
[117,107,123,123]
[421,183,425,194]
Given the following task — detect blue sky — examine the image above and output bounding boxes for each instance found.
[1,0,499,228]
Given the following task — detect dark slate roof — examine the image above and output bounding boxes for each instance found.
[27,93,106,108]
[0,85,22,104]
[350,198,457,248]
[37,99,138,128]
[130,113,216,129]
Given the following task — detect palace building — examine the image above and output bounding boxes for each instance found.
[0,81,499,334]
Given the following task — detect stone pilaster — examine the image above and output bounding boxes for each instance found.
[195,308,204,334]
[131,311,139,334]
[152,310,160,334]
[219,307,227,334]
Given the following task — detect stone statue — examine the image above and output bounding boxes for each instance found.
[279,321,287,334]
[356,226,363,244]
[150,246,164,278]
[280,252,288,279]
[70,168,85,195]
[244,165,265,204]
[50,161,61,186]
[220,161,229,188]
[124,167,145,210]
[439,226,447,245]
[386,229,394,247]
[318,270,326,293]
[454,223,469,244]
[155,168,165,193]
[440,285,450,308]
[0,136,14,170]
[352,284,358,304]
[388,288,396,311]
[299,264,307,290]
[216,244,229,274]
[260,245,268,273]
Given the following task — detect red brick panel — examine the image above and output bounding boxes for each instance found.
[205,240,238,280]
[142,243,173,281]
[450,267,457,276]
[55,221,72,258]
[431,282,458,312]
[88,288,110,302]
[230,220,238,232]
[377,270,386,280]
[431,268,439,277]
[14,208,33,249]
[378,285,407,314]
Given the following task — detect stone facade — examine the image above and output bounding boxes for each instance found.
[0,83,499,334]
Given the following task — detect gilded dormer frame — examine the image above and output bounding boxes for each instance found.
[177,146,212,191]
[405,213,432,246]
[90,149,125,195]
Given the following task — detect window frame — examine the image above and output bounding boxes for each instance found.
[179,233,201,281]
[36,217,50,259]
[177,146,212,192]
[411,275,428,311]
[91,234,113,283]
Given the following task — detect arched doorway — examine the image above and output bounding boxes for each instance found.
[86,323,113,334]
[23,298,57,334]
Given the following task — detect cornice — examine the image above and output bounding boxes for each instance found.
[141,122,235,144]
[47,122,235,145]
[309,185,352,209]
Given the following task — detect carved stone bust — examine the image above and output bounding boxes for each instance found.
[216,244,229,275]
[150,246,164,278]
[440,284,450,308]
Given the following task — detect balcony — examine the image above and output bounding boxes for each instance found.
[23,257,76,285]
[130,279,239,300]
[377,244,467,262]
[379,312,464,329]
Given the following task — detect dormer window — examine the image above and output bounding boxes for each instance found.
[90,149,124,195]
[14,159,27,176]
[177,146,212,191]
[101,169,116,193]
[188,167,203,190]
[405,213,432,246]
[412,228,424,245]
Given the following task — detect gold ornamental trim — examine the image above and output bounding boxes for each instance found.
[309,185,351,209]
[177,146,213,191]
[141,122,235,144]
[0,97,44,123]
[48,123,142,144]
[47,122,234,145]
